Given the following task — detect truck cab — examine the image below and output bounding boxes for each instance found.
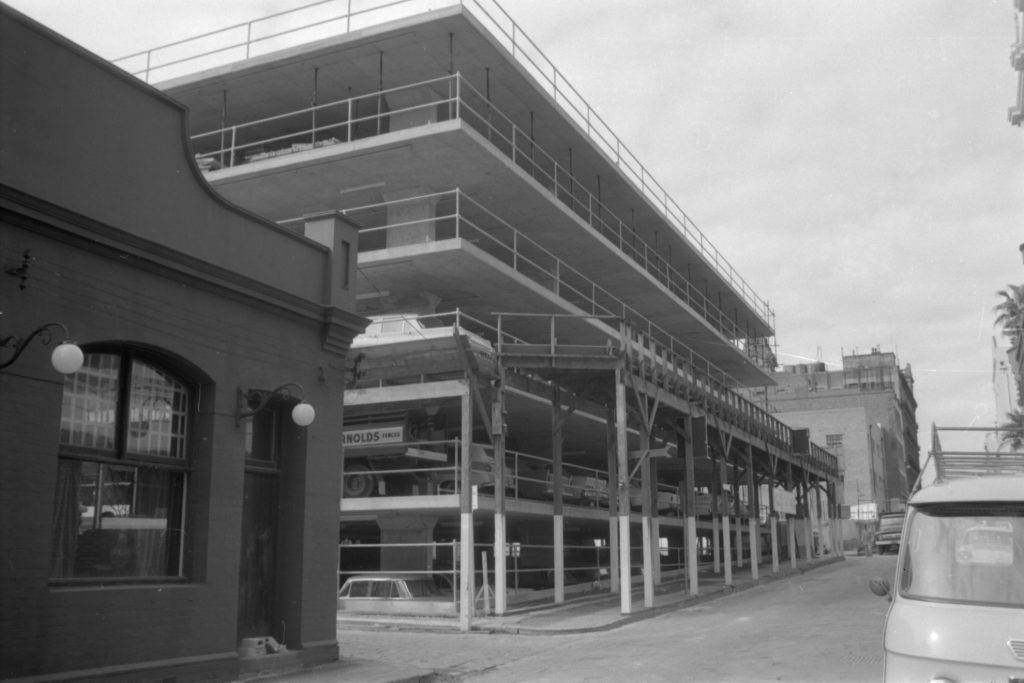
[874,511,905,555]
[871,426,1024,681]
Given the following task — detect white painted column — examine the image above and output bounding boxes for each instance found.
[607,412,620,593]
[552,389,565,604]
[745,444,758,580]
[720,453,733,586]
[686,516,698,595]
[492,382,507,615]
[768,478,780,574]
[749,516,759,580]
[803,485,814,562]
[722,513,733,586]
[789,518,798,569]
[770,515,780,574]
[554,515,565,603]
[651,515,662,586]
[458,389,474,631]
[735,517,744,569]
[493,513,506,613]
[683,416,700,596]
[712,515,721,574]
[641,454,654,608]
[616,366,632,614]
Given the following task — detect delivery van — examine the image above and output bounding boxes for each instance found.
[870,426,1024,681]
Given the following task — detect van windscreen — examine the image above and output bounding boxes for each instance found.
[899,504,1024,608]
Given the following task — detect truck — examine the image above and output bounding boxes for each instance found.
[341,417,496,498]
[870,425,1024,681]
[873,511,905,555]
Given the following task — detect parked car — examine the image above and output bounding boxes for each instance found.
[544,473,609,506]
[432,444,496,494]
[337,574,456,616]
[873,511,905,554]
[629,485,680,513]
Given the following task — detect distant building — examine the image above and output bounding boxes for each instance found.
[1011,0,1023,125]
[752,349,920,545]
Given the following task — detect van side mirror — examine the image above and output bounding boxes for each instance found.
[869,576,891,598]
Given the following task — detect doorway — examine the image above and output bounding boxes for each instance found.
[238,409,283,641]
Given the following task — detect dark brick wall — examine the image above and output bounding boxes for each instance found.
[0,8,361,680]
[0,221,348,679]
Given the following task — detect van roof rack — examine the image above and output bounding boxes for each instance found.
[915,425,1024,491]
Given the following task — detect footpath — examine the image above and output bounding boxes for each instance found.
[245,553,847,683]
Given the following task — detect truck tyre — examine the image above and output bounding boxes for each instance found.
[344,463,375,498]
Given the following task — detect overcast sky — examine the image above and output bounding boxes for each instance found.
[8,0,1024,454]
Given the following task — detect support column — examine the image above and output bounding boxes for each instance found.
[768,472,779,574]
[770,513,780,573]
[606,409,619,593]
[831,483,844,556]
[641,452,654,608]
[651,457,662,587]
[802,481,813,562]
[552,387,565,604]
[382,189,440,247]
[684,416,702,596]
[458,388,474,631]
[615,364,632,614]
[492,379,507,615]
[789,515,798,569]
[746,443,758,581]
[720,446,732,586]
[377,515,438,570]
[710,447,721,574]
[815,480,826,556]
[732,459,743,570]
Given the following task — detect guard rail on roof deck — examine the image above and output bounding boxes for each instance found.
[322,188,774,370]
[205,75,777,364]
[112,0,773,329]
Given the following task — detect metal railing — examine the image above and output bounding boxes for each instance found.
[112,0,773,328]
[337,308,833,480]
[200,75,775,353]
[332,188,772,366]
[494,313,840,481]
[337,539,460,603]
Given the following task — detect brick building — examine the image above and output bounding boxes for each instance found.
[0,6,363,680]
[753,349,920,547]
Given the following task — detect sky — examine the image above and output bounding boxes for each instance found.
[7,0,1024,455]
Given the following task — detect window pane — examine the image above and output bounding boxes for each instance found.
[60,353,119,452]
[244,410,279,464]
[51,461,185,579]
[127,360,189,459]
[901,505,1024,607]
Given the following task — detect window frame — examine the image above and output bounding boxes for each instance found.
[50,345,197,585]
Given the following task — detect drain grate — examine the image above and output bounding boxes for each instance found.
[839,654,883,664]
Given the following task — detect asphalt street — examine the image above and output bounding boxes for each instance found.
[328,554,897,683]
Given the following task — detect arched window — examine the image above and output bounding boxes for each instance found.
[50,349,192,580]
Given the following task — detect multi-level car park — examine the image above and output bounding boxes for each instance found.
[119,0,842,626]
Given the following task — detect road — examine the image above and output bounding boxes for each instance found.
[337,554,896,682]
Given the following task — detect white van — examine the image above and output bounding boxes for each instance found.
[871,427,1024,681]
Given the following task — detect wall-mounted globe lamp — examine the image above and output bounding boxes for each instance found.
[236,383,316,427]
[0,322,84,374]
